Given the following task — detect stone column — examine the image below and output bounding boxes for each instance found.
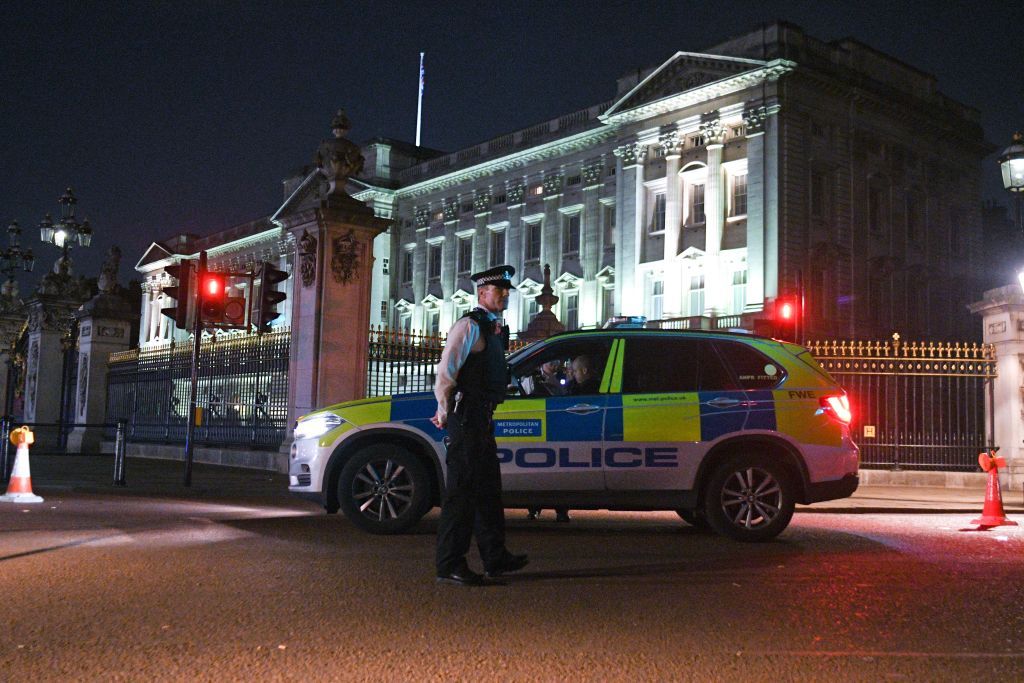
[580,161,604,327]
[660,131,684,317]
[66,293,134,453]
[701,119,727,316]
[613,142,647,315]
[541,172,563,275]
[23,296,81,450]
[970,285,1024,490]
[743,106,767,312]
[280,203,390,445]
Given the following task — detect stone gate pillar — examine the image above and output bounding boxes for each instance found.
[66,292,133,453]
[970,284,1024,490]
[274,111,391,468]
[24,296,80,448]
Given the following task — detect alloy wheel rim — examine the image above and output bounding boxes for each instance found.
[352,458,415,521]
[719,466,782,530]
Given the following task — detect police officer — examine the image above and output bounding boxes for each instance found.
[431,265,529,586]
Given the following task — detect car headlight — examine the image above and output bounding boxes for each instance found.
[294,414,345,440]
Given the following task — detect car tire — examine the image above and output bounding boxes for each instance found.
[703,454,795,542]
[675,508,712,532]
[337,444,430,534]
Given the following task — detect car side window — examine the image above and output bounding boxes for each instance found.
[620,337,736,393]
[714,340,785,390]
[513,339,613,397]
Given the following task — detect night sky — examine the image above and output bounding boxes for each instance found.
[2,1,1022,290]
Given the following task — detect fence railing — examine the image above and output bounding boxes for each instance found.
[367,325,528,398]
[0,419,128,486]
[105,329,290,449]
[806,334,996,471]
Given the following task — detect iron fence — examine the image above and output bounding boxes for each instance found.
[367,326,528,398]
[806,334,996,471]
[105,329,290,449]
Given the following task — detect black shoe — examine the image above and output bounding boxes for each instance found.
[555,509,571,523]
[436,567,485,586]
[484,552,529,578]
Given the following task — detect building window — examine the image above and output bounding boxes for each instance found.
[603,204,616,248]
[811,170,828,218]
[687,274,705,316]
[868,178,888,234]
[398,311,412,334]
[489,230,506,266]
[906,191,922,242]
[650,193,666,234]
[427,243,442,281]
[730,173,747,217]
[950,207,963,254]
[524,221,541,263]
[454,299,471,320]
[457,237,472,275]
[380,300,388,320]
[567,175,581,186]
[523,296,539,327]
[494,193,507,205]
[433,210,443,221]
[461,201,474,213]
[563,290,579,330]
[400,250,413,284]
[687,184,705,225]
[601,286,615,324]
[382,257,389,275]
[563,214,580,255]
[731,269,747,314]
[531,184,543,196]
[650,279,664,321]
[426,308,440,337]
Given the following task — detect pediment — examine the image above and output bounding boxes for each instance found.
[604,52,769,119]
[135,242,175,271]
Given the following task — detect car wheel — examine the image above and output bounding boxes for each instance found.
[675,508,712,532]
[337,444,430,534]
[703,455,795,542]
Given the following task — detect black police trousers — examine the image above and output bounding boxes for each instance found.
[435,400,507,575]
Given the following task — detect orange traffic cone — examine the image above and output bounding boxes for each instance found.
[0,426,43,504]
[971,450,1016,528]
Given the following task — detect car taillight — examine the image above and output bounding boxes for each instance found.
[820,394,852,424]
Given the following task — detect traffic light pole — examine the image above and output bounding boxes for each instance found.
[183,251,207,487]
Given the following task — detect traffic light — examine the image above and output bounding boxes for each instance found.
[199,272,227,323]
[161,260,196,330]
[773,295,800,342]
[252,261,289,332]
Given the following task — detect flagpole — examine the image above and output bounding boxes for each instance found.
[415,52,424,147]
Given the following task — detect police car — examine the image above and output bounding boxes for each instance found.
[289,326,859,541]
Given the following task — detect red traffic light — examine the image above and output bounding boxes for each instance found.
[202,274,225,299]
[778,301,795,320]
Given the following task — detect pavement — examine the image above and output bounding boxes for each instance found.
[5,453,1024,515]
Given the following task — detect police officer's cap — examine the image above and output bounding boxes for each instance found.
[471,265,515,289]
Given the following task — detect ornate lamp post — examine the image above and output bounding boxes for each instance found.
[38,188,92,272]
[999,132,1024,232]
[0,220,35,298]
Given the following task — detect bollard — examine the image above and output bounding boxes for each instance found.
[113,420,127,486]
[0,416,10,483]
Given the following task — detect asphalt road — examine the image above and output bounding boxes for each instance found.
[3,489,1023,681]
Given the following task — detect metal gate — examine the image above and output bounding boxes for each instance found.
[806,334,996,471]
[105,329,290,449]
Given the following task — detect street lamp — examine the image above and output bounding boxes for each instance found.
[39,187,93,271]
[0,220,36,298]
[999,132,1024,231]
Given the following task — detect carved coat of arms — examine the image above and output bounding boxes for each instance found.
[299,230,318,288]
[331,231,361,285]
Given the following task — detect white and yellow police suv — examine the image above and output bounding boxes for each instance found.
[290,327,859,541]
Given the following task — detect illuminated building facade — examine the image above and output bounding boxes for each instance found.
[138,22,989,346]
